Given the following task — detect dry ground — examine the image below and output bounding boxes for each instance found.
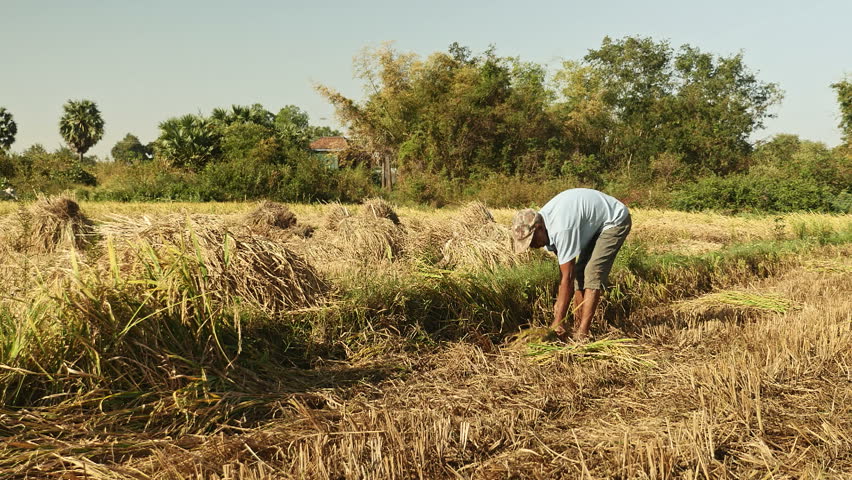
[108,249,852,478]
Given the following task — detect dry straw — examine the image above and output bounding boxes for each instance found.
[360,197,400,225]
[231,201,314,240]
[322,203,352,231]
[438,201,516,270]
[311,216,404,264]
[298,199,406,269]
[525,338,656,369]
[98,214,329,314]
[674,290,794,316]
[0,194,93,254]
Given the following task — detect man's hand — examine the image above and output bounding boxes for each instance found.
[551,321,568,340]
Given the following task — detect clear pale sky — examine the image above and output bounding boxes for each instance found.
[2,0,850,158]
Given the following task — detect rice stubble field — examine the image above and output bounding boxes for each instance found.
[0,197,850,479]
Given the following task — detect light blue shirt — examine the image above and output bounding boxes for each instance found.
[538,189,629,265]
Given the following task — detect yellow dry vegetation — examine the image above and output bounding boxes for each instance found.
[0,197,851,479]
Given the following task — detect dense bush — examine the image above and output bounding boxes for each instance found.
[2,145,98,197]
[467,174,575,208]
[671,174,841,213]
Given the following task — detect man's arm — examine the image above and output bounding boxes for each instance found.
[551,260,574,337]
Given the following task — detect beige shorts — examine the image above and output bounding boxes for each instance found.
[575,216,631,291]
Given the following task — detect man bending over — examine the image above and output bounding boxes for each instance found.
[511,188,631,340]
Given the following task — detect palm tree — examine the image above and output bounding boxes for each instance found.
[0,107,17,151]
[59,99,105,163]
[156,114,221,169]
[210,104,274,128]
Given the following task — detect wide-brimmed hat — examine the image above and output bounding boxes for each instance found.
[511,209,543,254]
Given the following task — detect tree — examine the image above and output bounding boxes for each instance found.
[831,78,852,145]
[155,114,221,169]
[556,36,781,176]
[211,104,274,129]
[111,133,153,164]
[59,99,105,163]
[0,107,17,151]
[220,122,281,164]
[317,43,561,184]
[274,105,311,148]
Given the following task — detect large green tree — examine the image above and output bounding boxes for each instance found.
[556,36,782,176]
[59,99,105,163]
[155,114,221,170]
[0,107,17,151]
[111,133,153,164]
[318,43,561,181]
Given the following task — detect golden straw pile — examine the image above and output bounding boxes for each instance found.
[98,213,329,313]
[0,194,93,254]
[230,200,315,240]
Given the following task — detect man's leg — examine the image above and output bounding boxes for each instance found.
[571,219,632,340]
[572,289,585,332]
[573,288,601,340]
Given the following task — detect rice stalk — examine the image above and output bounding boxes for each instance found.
[322,203,351,231]
[525,338,656,369]
[97,214,329,315]
[308,216,404,265]
[676,290,794,315]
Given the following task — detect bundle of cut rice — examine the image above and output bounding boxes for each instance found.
[674,290,794,317]
[524,338,655,369]
[323,203,352,231]
[360,197,400,225]
[231,201,313,240]
[457,201,495,227]
[401,217,452,263]
[437,202,516,270]
[98,214,328,313]
[0,194,93,254]
[311,216,404,264]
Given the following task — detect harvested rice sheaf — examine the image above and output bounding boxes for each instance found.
[97,215,328,313]
[438,202,516,270]
[360,197,400,225]
[675,290,794,316]
[524,338,656,369]
[457,201,495,227]
[0,194,93,254]
[323,203,352,231]
[232,201,313,240]
[241,201,296,230]
[312,216,404,263]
